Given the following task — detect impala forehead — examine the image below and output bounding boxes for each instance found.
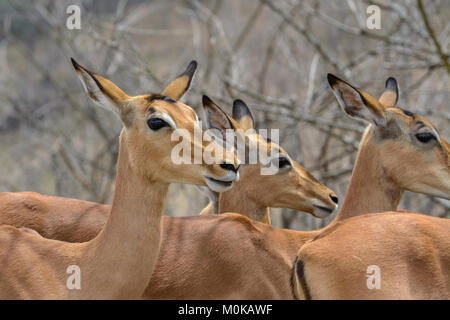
[293,161,318,181]
[145,100,198,128]
[249,133,279,153]
[412,115,438,132]
[385,108,440,139]
[255,135,295,162]
[389,108,435,130]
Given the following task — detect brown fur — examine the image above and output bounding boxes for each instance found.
[207,135,337,223]
[0,59,237,299]
[200,100,338,223]
[297,212,450,299]
[294,75,450,299]
[0,77,448,299]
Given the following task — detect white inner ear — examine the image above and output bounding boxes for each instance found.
[206,109,231,131]
[333,84,364,112]
[333,84,382,125]
[76,69,120,116]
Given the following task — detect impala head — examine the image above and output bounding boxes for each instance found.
[71,58,239,192]
[328,74,450,200]
[202,98,339,218]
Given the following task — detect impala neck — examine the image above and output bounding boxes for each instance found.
[335,128,403,222]
[218,182,271,224]
[82,131,167,298]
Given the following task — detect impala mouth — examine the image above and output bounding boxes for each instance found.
[205,177,234,192]
[313,204,337,218]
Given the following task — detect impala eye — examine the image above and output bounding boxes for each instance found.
[415,132,436,143]
[277,157,291,169]
[147,118,170,131]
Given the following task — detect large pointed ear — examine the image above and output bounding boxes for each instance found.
[71,58,132,123]
[378,77,399,108]
[162,60,197,100]
[202,95,239,131]
[327,74,386,126]
[232,99,255,131]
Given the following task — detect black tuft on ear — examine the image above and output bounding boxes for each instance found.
[71,57,80,70]
[184,60,198,77]
[232,99,253,121]
[71,57,97,79]
[385,77,398,91]
[179,60,197,91]
[232,99,255,130]
[327,73,339,87]
[385,77,399,104]
[379,76,399,108]
[161,60,198,100]
[202,95,215,108]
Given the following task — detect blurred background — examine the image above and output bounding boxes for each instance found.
[0,0,448,230]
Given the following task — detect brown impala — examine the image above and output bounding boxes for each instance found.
[143,75,449,299]
[293,74,450,300]
[0,58,240,299]
[198,98,338,224]
[0,65,338,299]
[1,75,448,299]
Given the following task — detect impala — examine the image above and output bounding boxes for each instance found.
[2,75,449,299]
[293,74,450,300]
[198,98,339,224]
[144,76,450,299]
[0,58,240,299]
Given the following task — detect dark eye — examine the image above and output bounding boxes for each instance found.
[277,157,291,169]
[415,132,436,143]
[147,118,170,131]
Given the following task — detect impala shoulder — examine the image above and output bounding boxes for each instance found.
[18,227,43,237]
[0,224,27,241]
[298,212,400,254]
[218,212,263,233]
[353,211,448,229]
[0,192,46,221]
[19,192,49,214]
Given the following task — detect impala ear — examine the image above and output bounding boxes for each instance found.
[162,60,197,100]
[202,95,239,132]
[232,99,255,131]
[379,77,399,108]
[71,58,132,125]
[328,73,386,126]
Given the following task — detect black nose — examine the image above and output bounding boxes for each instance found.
[330,194,339,204]
[220,163,239,173]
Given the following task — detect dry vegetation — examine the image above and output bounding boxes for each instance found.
[0,0,448,230]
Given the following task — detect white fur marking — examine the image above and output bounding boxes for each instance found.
[159,113,178,129]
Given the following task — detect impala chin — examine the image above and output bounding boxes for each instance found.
[312,203,338,218]
[204,171,239,192]
[205,177,234,192]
